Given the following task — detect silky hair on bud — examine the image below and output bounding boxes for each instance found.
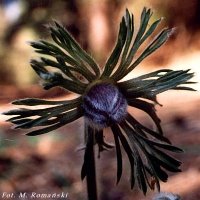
[82,82,127,129]
[153,192,181,200]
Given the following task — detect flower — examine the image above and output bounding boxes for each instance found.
[4,8,195,194]
[153,192,181,200]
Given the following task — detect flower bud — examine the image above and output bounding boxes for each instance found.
[83,82,127,128]
[153,192,181,200]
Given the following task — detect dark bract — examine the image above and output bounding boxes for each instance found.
[83,82,127,128]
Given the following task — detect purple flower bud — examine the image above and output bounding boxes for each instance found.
[153,192,181,200]
[83,82,127,128]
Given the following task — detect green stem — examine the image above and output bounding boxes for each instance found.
[86,129,98,200]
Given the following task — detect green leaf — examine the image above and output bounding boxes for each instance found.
[12,100,80,128]
[111,8,167,81]
[119,122,148,194]
[9,117,58,127]
[126,113,170,143]
[41,57,80,82]
[101,17,127,77]
[151,71,194,95]
[53,22,100,77]
[140,18,163,45]
[119,69,195,102]
[117,69,172,90]
[151,146,182,168]
[111,126,123,184]
[30,40,96,81]
[5,97,81,128]
[30,41,73,61]
[128,98,163,135]
[26,108,83,136]
[138,136,182,175]
[120,28,172,79]
[121,120,182,189]
[134,8,152,44]
[111,124,135,189]
[12,97,81,106]
[149,153,181,173]
[14,105,74,129]
[42,55,94,82]
[131,135,161,190]
[121,9,134,64]
[172,86,196,91]
[30,59,87,94]
[149,156,168,182]
[135,133,183,153]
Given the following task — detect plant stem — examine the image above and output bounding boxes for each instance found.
[86,128,98,200]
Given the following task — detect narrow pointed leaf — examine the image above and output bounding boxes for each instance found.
[12,97,81,106]
[14,104,74,129]
[102,17,127,77]
[135,133,183,153]
[121,9,134,64]
[54,22,100,77]
[26,108,83,136]
[117,69,172,90]
[120,122,148,194]
[122,29,172,78]
[126,113,170,143]
[111,124,135,188]
[172,86,196,91]
[111,126,123,184]
[128,98,163,135]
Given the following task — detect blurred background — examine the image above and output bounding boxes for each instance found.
[0,0,200,199]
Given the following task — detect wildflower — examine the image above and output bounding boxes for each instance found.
[153,192,181,200]
[4,8,195,195]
